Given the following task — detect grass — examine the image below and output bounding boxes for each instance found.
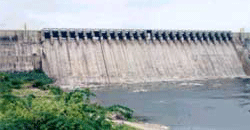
[0,70,139,130]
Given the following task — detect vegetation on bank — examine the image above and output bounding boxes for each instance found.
[0,70,137,130]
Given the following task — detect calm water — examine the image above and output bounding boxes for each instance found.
[95,78,250,130]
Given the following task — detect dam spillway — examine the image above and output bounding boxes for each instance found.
[41,29,245,85]
[0,29,247,85]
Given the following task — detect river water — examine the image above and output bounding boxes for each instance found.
[95,78,250,130]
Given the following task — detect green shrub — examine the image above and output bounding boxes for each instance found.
[0,73,9,82]
[107,105,134,120]
[10,79,23,89]
[32,81,44,88]
[38,84,50,90]
[11,79,23,85]
[0,82,14,94]
[0,71,136,130]
[8,70,54,86]
[49,86,63,95]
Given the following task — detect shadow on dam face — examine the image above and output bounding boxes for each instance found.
[38,29,246,86]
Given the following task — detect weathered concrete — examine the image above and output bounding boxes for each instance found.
[0,42,40,72]
[40,29,246,85]
[0,29,249,86]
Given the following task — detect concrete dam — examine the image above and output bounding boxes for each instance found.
[0,29,248,86]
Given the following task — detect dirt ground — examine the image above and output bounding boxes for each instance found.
[113,119,169,130]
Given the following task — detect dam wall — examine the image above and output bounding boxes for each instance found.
[0,30,41,72]
[0,29,248,85]
[239,34,250,75]
[40,29,246,85]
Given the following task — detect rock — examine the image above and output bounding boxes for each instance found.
[111,113,126,120]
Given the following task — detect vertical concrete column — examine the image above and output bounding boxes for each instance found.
[107,30,111,40]
[176,31,184,42]
[122,30,126,40]
[196,32,203,42]
[208,31,215,43]
[50,29,54,44]
[133,30,138,40]
[83,30,87,41]
[215,32,221,43]
[162,31,166,41]
[151,30,156,41]
[58,29,62,42]
[227,32,233,42]
[183,31,190,42]
[117,30,121,40]
[90,30,95,41]
[202,32,209,43]
[80,29,85,41]
[66,29,71,41]
[114,30,119,41]
[146,31,151,41]
[169,31,176,42]
[173,31,177,42]
[163,31,169,41]
[137,30,142,40]
[240,28,244,42]
[41,30,45,42]
[75,29,79,42]
[157,30,163,42]
[129,30,134,40]
[221,32,228,42]
[140,30,146,41]
[189,31,196,42]
[124,30,129,40]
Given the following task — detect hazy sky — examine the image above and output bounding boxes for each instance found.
[0,0,250,32]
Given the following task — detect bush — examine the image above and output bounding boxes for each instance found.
[0,82,12,94]
[32,81,45,88]
[0,71,136,130]
[49,86,64,95]
[11,79,23,85]
[10,79,23,89]
[0,70,54,92]
[107,105,134,120]
[0,87,136,130]
[0,73,9,82]
[8,70,54,86]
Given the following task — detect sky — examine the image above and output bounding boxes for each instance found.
[0,0,250,32]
